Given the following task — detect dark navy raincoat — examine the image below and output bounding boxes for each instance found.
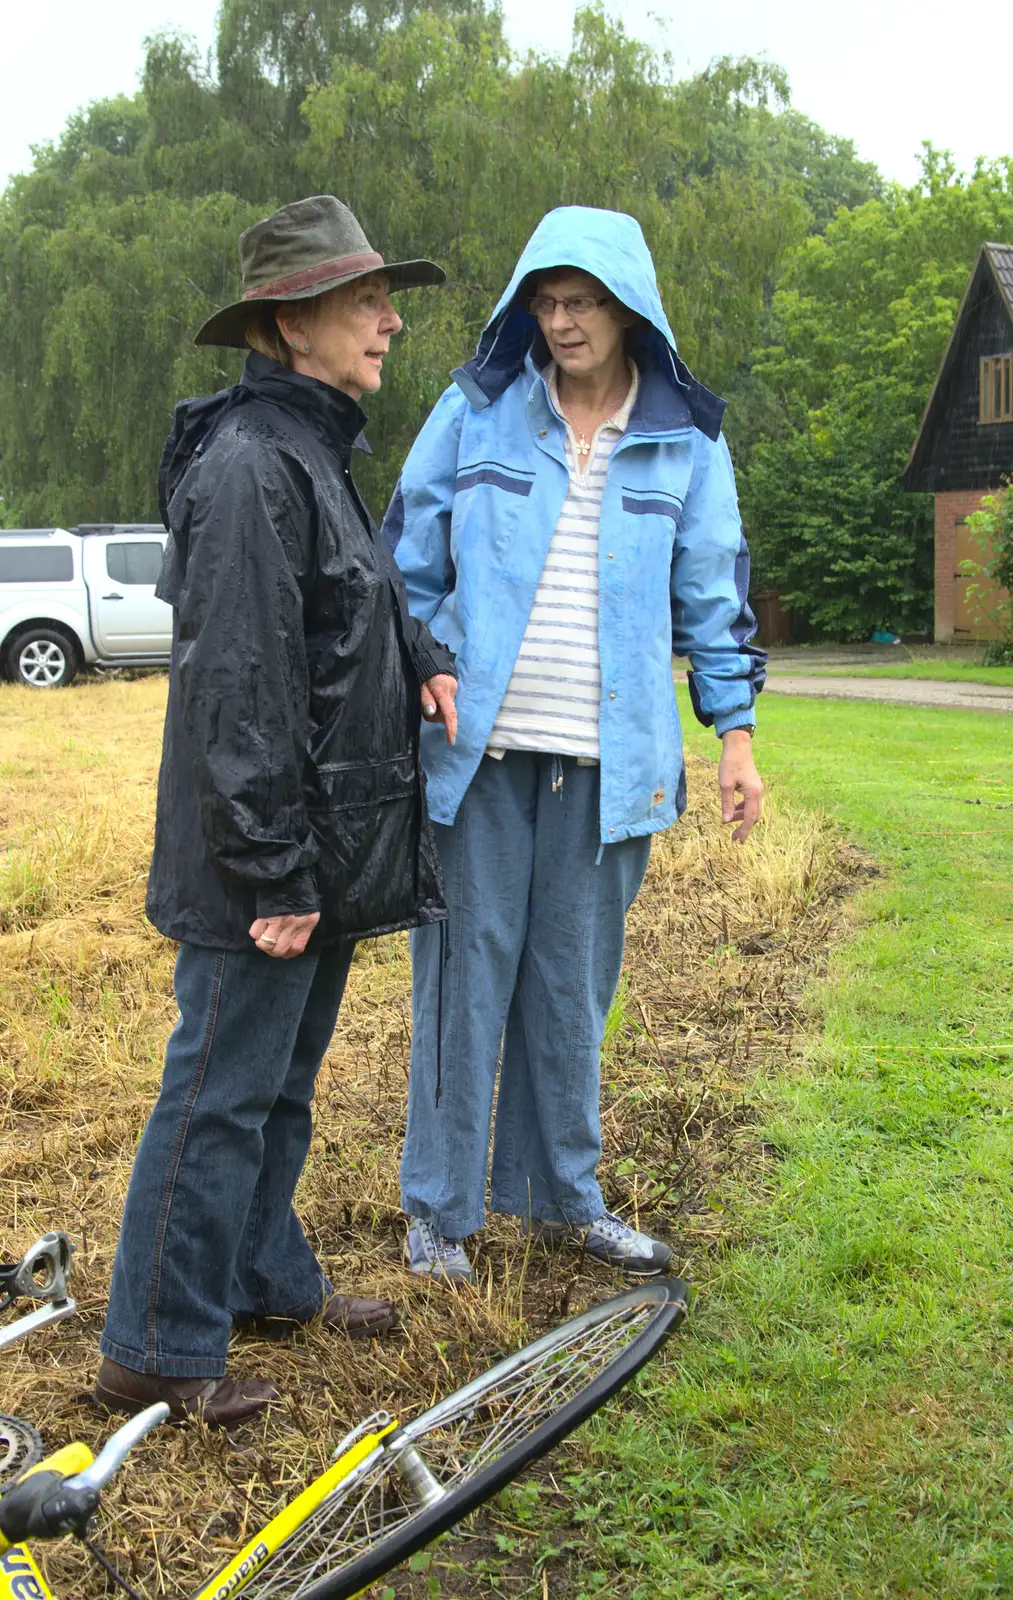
[146,353,453,949]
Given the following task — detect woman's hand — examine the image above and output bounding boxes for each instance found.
[718,729,764,843]
[422,674,458,745]
[249,912,321,958]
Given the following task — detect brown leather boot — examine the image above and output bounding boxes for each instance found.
[94,1358,279,1426]
[321,1292,398,1337]
[237,1292,398,1342]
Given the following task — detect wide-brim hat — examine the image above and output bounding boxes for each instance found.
[195,194,446,348]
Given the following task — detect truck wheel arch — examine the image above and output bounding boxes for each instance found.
[3,619,84,687]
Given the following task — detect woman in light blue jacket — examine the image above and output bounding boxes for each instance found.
[384,206,766,1284]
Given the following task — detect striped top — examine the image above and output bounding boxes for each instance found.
[488,361,639,760]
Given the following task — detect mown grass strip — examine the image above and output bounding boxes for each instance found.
[567,693,1013,1599]
[782,663,1013,688]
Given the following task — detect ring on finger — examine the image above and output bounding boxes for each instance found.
[259,934,277,949]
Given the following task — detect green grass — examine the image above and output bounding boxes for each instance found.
[566,694,1013,1598]
[780,662,1013,688]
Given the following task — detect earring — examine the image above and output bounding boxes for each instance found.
[290,339,298,349]
[304,343,311,354]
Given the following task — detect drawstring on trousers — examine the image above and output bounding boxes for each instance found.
[551,753,564,795]
[435,918,452,1108]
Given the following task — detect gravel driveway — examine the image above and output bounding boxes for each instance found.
[763,676,1013,715]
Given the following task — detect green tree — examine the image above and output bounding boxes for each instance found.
[300,7,810,498]
[962,483,1013,654]
[0,0,879,528]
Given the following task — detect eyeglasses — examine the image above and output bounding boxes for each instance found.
[525,294,612,319]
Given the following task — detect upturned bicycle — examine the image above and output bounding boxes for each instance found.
[0,1274,687,1600]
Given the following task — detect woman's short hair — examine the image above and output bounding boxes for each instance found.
[244,302,293,367]
[242,282,358,367]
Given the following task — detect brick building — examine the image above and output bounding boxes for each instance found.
[904,242,1013,641]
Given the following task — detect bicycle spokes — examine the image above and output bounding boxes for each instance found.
[236,1292,673,1599]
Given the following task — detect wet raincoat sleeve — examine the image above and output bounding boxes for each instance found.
[175,445,320,921]
[671,432,767,735]
[380,386,465,623]
[389,587,456,684]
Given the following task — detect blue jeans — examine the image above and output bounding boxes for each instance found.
[101,940,353,1378]
[401,753,651,1239]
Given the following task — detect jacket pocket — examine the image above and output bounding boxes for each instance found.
[307,754,439,935]
[619,488,684,602]
[620,489,683,525]
[310,752,415,808]
[455,461,535,497]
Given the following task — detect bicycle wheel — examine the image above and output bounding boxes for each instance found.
[0,1416,43,1488]
[235,1277,687,1600]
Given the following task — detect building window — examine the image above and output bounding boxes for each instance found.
[979,355,1013,423]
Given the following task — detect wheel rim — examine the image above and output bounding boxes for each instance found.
[0,1415,43,1487]
[237,1284,684,1599]
[18,640,66,686]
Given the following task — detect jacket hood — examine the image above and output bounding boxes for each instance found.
[157,354,370,552]
[156,354,372,615]
[157,383,250,533]
[451,206,725,440]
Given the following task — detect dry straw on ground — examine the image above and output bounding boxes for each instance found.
[0,677,863,1598]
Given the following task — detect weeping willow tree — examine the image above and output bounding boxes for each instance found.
[0,1,879,525]
[296,10,819,490]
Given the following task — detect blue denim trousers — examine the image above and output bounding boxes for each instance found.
[101,939,353,1378]
[400,752,651,1239]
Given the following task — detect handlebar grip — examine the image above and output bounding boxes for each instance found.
[12,1443,94,1484]
[0,1446,94,1551]
[0,1465,99,1546]
[0,1407,169,1548]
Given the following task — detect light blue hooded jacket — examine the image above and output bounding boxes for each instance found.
[383,206,766,845]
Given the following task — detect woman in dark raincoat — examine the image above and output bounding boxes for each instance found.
[96,196,457,1426]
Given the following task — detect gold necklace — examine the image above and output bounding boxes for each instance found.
[561,371,630,459]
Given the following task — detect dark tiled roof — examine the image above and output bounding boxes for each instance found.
[984,242,1013,319]
[903,242,1013,488]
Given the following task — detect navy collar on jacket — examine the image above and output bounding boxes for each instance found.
[241,352,372,456]
[158,355,371,534]
[524,347,706,440]
[451,319,726,442]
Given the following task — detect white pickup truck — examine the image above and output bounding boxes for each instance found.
[0,524,172,687]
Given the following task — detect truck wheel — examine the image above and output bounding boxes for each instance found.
[7,627,80,688]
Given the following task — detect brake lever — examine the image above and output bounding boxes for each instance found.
[0,1406,170,1546]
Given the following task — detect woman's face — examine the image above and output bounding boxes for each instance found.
[276,274,403,400]
[531,269,627,380]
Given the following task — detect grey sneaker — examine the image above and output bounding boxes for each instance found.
[405,1217,476,1284]
[522,1212,672,1277]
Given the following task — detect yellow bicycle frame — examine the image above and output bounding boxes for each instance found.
[191,1416,398,1600]
[0,1544,51,1600]
[0,1421,400,1600]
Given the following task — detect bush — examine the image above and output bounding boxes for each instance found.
[961,482,1013,648]
[984,639,1013,665]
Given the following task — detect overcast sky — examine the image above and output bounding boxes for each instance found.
[3,0,1011,193]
